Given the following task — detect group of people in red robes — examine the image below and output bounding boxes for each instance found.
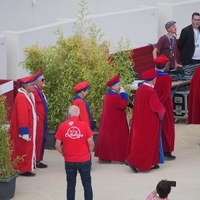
[9,70,48,177]
[10,55,178,176]
[95,55,176,173]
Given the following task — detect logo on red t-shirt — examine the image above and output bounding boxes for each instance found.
[65,126,83,139]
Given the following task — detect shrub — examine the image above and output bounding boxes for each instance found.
[21,0,135,130]
[0,95,21,179]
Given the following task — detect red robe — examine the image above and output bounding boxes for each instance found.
[188,66,200,124]
[72,95,93,129]
[33,86,48,163]
[94,90,129,162]
[154,71,175,153]
[126,83,165,171]
[8,88,37,172]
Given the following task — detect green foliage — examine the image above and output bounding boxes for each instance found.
[20,0,135,130]
[0,95,22,179]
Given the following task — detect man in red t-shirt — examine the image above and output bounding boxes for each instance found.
[55,105,94,200]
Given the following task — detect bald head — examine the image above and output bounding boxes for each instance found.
[68,105,80,117]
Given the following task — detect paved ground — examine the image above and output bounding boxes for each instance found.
[14,119,200,200]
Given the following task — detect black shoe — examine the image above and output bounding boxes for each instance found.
[125,160,138,173]
[20,172,36,177]
[36,162,48,168]
[151,165,160,170]
[164,153,176,160]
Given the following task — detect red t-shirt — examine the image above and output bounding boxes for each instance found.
[55,117,93,162]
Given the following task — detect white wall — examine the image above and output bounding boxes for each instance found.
[2,7,158,80]
[61,6,158,49]
[0,0,191,33]
[2,20,75,80]
[1,0,200,79]
[0,36,7,79]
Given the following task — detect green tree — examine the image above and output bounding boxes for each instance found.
[0,95,22,179]
[21,0,135,130]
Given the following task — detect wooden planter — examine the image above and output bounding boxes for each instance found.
[45,130,56,150]
[93,132,98,151]
[0,173,18,200]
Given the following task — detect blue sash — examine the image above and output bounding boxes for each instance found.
[159,119,164,164]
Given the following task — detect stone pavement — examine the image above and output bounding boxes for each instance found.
[13,120,200,200]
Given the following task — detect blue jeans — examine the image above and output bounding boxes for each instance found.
[65,160,93,200]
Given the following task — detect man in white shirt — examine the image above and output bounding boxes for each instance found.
[178,12,200,65]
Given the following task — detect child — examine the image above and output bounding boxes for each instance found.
[146,180,171,200]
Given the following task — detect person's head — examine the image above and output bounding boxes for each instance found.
[73,81,89,98]
[142,68,157,86]
[111,82,121,92]
[20,76,35,93]
[165,21,177,34]
[34,70,46,89]
[191,12,200,29]
[153,55,169,70]
[156,180,171,198]
[106,74,121,92]
[68,105,80,118]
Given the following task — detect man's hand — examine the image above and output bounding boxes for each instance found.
[120,86,125,93]
[175,63,182,69]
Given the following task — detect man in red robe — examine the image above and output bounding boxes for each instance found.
[188,65,200,124]
[9,75,37,176]
[33,70,48,168]
[154,55,176,160]
[72,81,94,130]
[125,68,165,172]
[94,74,129,163]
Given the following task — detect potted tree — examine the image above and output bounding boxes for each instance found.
[20,0,135,148]
[0,95,20,200]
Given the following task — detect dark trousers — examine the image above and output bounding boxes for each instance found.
[65,160,93,200]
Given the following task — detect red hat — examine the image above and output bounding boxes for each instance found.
[73,81,89,93]
[20,75,35,84]
[34,70,43,80]
[153,55,169,69]
[106,74,120,87]
[142,68,156,81]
